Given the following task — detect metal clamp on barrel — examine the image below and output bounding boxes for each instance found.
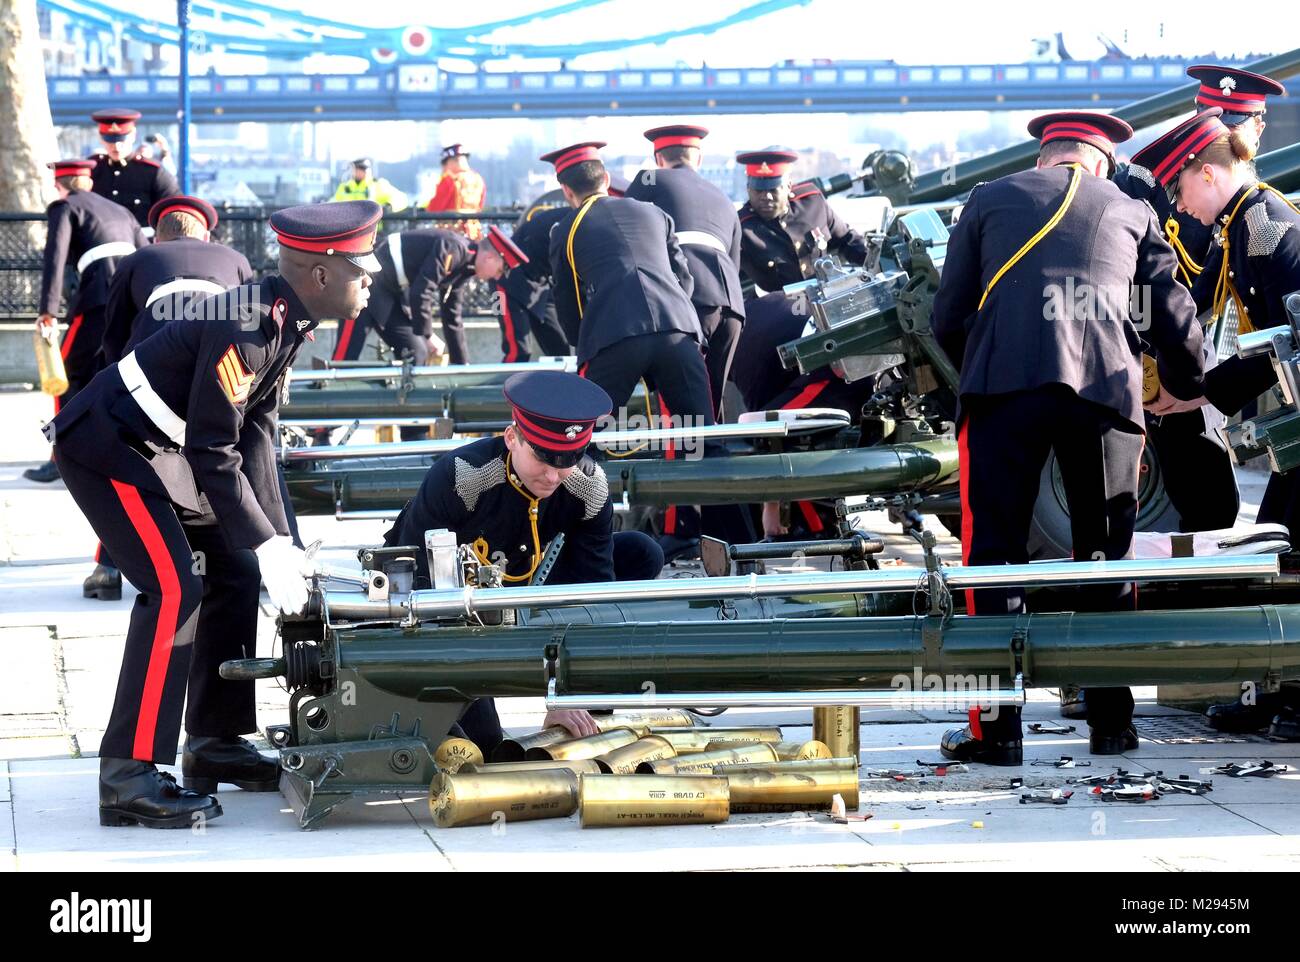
[544,674,1026,711]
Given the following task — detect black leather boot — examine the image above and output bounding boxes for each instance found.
[83,564,122,601]
[1058,685,1088,720]
[99,757,221,828]
[940,726,1023,765]
[1268,706,1300,741]
[656,534,701,563]
[1088,725,1139,755]
[22,460,61,483]
[183,736,280,793]
[1205,695,1279,733]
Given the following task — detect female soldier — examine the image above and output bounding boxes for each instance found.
[1142,108,1300,740]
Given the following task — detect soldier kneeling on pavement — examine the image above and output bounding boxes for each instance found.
[383,371,665,754]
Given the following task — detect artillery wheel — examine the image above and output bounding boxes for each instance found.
[1027,435,1179,560]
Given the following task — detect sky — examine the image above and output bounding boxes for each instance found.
[93,0,1290,167]
[109,0,1280,68]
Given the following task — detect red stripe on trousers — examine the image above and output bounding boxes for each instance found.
[783,380,830,525]
[660,396,677,533]
[797,499,824,533]
[500,289,519,362]
[332,318,356,361]
[60,314,84,360]
[957,418,983,737]
[957,418,976,616]
[109,479,183,760]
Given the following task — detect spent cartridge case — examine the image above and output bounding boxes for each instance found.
[593,709,696,734]
[579,775,729,828]
[525,727,639,761]
[492,726,570,762]
[459,759,603,776]
[726,763,860,813]
[724,757,860,810]
[637,743,779,775]
[429,770,579,828]
[773,739,833,761]
[434,737,484,774]
[595,735,677,774]
[813,707,861,764]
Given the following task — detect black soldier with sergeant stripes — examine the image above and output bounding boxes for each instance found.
[46,200,381,828]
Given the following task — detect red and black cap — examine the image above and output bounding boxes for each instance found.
[91,109,141,143]
[1188,65,1286,122]
[49,159,97,178]
[484,224,528,270]
[440,144,469,163]
[148,195,219,231]
[644,124,709,153]
[269,199,383,272]
[736,147,799,189]
[504,371,612,469]
[540,141,607,176]
[1130,108,1230,203]
[1027,111,1134,173]
[607,172,630,197]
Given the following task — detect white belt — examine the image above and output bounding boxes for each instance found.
[144,278,227,309]
[77,241,137,274]
[119,351,187,446]
[387,233,409,290]
[675,230,727,254]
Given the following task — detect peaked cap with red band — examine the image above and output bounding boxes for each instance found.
[1130,108,1230,202]
[645,124,709,152]
[540,141,607,176]
[49,159,97,178]
[149,195,219,231]
[1027,111,1134,173]
[269,199,383,272]
[1188,65,1285,121]
[503,371,612,469]
[484,224,528,270]
[91,108,141,143]
[736,147,799,189]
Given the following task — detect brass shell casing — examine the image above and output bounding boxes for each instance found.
[429,770,579,828]
[579,775,729,828]
[637,743,779,775]
[594,735,677,774]
[525,727,639,761]
[434,737,484,774]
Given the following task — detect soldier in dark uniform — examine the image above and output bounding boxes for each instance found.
[76,197,256,604]
[736,148,870,294]
[352,225,519,368]
[24,159,145,485]
[495,205,574,362]
[931,112,1208,764]
[1111,67,1286,534]
[88,109,180,229]
[46,200,382,827]
[625,124,746,417]
[544,141,754,556]
[101,195,254,366]
[384,371,664,751]
[1138,110,1300,741]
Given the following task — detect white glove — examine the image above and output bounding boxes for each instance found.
[254,536,312,615]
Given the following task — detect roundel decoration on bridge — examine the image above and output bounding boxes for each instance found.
[371,46,399,65]
[401,25,434,57]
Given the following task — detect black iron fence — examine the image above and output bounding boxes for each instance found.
[0,207,528,318]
